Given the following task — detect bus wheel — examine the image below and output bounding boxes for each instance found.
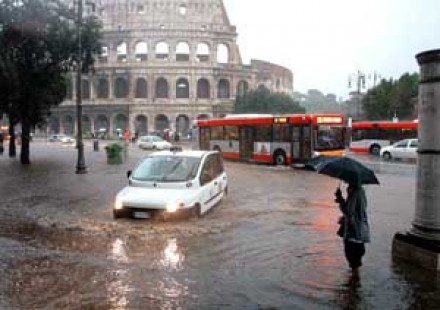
[370,145,381,155]
[274,151,286,166]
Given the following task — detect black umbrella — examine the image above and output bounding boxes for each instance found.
[306,156,380,185]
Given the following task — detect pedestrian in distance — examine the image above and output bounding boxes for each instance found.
[335,182,370,274]
[0,132,4,155]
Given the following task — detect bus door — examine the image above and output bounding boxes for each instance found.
[239,127,254,161]
[291,124,312,163]
[199,127,210,150]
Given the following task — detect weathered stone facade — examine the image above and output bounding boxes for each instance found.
[50,0,293,137]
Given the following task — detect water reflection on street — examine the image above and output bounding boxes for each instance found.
[0,143,439,309]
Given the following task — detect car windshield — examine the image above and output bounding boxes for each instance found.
[132,156,201,182]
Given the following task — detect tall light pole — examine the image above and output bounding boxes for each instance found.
[75,0,87,174]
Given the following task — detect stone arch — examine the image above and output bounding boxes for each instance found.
[95,115,109,135]
[97,78,109,98]
[176,77,189,99]
[217,79,230,99]
[217,43,229,63]
[134,115,148,136]
[155,77,169,99]
[135,78,148,98]
[236,80,249,97]
[49,116,60,134]
[114,114,128,135]
[155,41,169,60]
[197,78,210,99]
[176,41,190,62]
[155,114,169,132]
[196,42,210,62]
[81,79,90,99]
[117,42,128,62]
[135,41,148,61]
[82,115,92,135]
[114,77,129,98]
[175,114,190,136]
[63,115,75,135]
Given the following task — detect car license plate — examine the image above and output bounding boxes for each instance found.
[133,211,150,219]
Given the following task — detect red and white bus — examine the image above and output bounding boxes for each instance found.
[349,120,418,155]
[197,114,346,166]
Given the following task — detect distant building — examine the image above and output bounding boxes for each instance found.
[50,0,293,138]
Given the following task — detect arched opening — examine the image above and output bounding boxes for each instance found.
[176,114,190,137]
[155,77,169,99]
[217,79,230,99]
[155,114,169,132]
[81,79,90,99]
[236,80,249,97]
[97,78,109,98]
[135,78,148,98]
[176,42,190,62]
[95,115,109,135]
[217,43,229,63]
[178,4,187,15]
[135,41,148,61]
[114,77,129,98]
[63,115,74,135]
[117,42,128,62]
[176,78,189,99]
[196,43,210,62]
[134,115,148,136]
[197,78,210,99]
[114,114,128,136]
[82,115,91,136]
[49,117,60,134]
[155,42,169,60]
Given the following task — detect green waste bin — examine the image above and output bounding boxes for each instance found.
[105,143,123,164]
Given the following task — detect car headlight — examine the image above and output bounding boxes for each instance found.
[166,202,185,213]
[114,199,123,210]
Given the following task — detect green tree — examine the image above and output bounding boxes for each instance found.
[362,73,419,120]
[0,0,102,164]
[234,86,305,114]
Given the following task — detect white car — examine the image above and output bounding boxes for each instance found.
[113,150,228,219]
[49,134,75,143]
[137,135,172,150]
[380,139,418,161]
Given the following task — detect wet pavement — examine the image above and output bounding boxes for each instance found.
[0,141,439,309]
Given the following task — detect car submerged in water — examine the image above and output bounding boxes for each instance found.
[113,149,228,220]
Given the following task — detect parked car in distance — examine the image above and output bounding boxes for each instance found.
[113,150,228,219]
[380,138,418,161]
[49,134,75,143]
[137,135,172,150]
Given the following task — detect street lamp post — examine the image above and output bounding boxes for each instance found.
[75,0,87,174]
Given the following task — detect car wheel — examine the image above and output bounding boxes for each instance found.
[274,151,286,166]
[383,152,392,161]
[193,204,202,218]
[113,209,125,219]
[370,145,381,155]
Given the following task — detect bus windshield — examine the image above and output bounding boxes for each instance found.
[315,126,345,150]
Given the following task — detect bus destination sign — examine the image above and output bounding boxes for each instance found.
[316,116,343,125]
[273,117,288,124]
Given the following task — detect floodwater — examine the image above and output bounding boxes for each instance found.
[0,141,439,309]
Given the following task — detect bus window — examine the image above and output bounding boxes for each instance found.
[255,126,271,142]
[211,126,224,140]
[273,124,290,142]
[224,126,238,140]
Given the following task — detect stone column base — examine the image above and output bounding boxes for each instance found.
[392,232,440,271]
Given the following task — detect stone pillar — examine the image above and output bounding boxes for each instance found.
[392,49,440,271]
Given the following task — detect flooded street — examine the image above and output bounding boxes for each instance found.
[0,141,439,309]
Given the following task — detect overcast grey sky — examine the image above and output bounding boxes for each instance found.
[223,0,440,99]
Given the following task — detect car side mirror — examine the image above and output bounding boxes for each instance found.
[126,170,132,179]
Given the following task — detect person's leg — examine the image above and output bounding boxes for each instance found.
[344,241,365,269]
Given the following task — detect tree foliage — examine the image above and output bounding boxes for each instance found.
[234,87,305,114]
[0,0,102,164]
[362,73,419,120]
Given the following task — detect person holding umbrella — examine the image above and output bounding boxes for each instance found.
[335,182,370,273]
[306,156,379,273]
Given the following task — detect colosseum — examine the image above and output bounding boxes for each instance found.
[50,0,294,138]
